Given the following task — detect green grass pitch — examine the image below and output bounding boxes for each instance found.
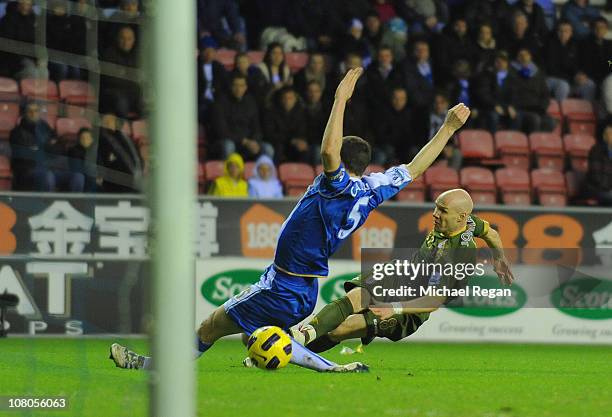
[0,338,610,417]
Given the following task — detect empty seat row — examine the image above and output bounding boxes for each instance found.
[0,78,95,105]
[458,129,596,172]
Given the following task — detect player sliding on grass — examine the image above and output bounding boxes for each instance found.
[293,189,515,352]
[110,67,470,373]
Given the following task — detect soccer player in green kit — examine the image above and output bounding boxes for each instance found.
[292,188,515,352]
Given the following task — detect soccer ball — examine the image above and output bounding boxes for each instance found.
[247,326,292,370]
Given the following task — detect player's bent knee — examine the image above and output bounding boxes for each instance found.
[347,288,367,312]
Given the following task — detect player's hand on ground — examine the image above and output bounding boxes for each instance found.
[369,306,394,320]
[443,103,471,132]
[493,257,515,286]
[335,67,363,103]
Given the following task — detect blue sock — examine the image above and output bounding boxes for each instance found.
[289,338,337,372]
[195,335,212,359]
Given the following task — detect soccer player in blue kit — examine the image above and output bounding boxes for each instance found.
[110,67,471,372]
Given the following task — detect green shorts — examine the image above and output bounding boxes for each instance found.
[344,275,429,345]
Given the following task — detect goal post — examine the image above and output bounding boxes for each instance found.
[148,0,197,416]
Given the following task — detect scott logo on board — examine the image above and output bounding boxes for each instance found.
[551,278,612,320]
[449,275,527,317]
[320,273,359,303]
[201,269,261,306]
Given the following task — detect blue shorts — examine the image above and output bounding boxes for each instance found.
[223,265,319,335]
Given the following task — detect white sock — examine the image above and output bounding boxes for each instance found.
[289,339,337,372]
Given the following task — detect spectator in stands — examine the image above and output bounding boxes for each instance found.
[304,80,328,160]
[293,53,329,101]
[428,92,462,169]
[100,26,142,118]
[333,53,370,140]
[10,102,84,192]
[198,0,246,51]
[474,23,498,74]
[376,87,412,162]
[69,0,91,63]
[263,87,309,163]
[433,16,478,84]
[585,123,612,205]
[209,152,248,197]
[373,0,397,24]
[68,128,97,192]
[97,114,143,193]
[257,42,292,98]
[561,0,601,40]
[395,0,449,36]
[46,0,81,81]
[501,11,542,63]
[197,36,229,123]
[474,51,519,132]
[364,46,404,117]
[362,12,409,62]
[211,75,271,161]
[100,0,141,51]
[338,19,371,66]
[579,17,612,86]
[512,0,548,43]
[247,154,283,198]
[510,48,555,133]
[0,0,36,76]
[230,52,267,107]
[446,60,479,127]
[403,40,436,144]
[464,0,512,37]
[545,19,596,102]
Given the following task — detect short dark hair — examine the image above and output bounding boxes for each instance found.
[341,136,371,176]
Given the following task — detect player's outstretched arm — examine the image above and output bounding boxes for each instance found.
[320,67,363,172]
[481,227,515,286]
[405,103,470,179]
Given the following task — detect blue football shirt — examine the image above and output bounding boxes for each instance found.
[273,164,412,277]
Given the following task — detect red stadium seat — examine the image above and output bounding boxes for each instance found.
[286,52,309,72]
[315,164,324,176]
[0,103,19,140]
[203,160,225,183]
[59,80,95,106]
[56,117,92,142]
[396,174,425,202]
[529,133,565,171]
[563,134,595,173]
[494,130,530,169]
[244,162,256,179]
[363,164,386,175]
[216,48,237,70]
[547,99,562,135]
[39,102,58,128]
[278,162,315,195]
[19,79,59,100]
[460,167,497,204]
[247,51,264,65]
[561,98,596,135]
[531,168,567,206]
[0,77,20,101]
[495,168,531,205]
[424,165,459,200]
[458,129,495,160]
[132,119,148,144]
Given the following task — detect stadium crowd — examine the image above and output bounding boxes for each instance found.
[0,0,611,205]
